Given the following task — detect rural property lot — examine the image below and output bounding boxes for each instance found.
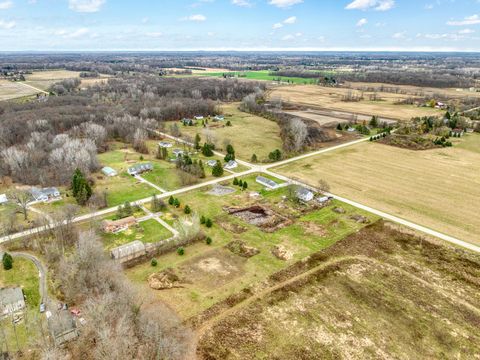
[0,80,38,101]
[275,134,480,245]
[269,84,442,121]
[197,221,480,359]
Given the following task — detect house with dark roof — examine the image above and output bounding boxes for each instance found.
[224,160,238,170]
[127,163,153,176]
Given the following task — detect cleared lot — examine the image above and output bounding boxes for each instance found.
[275,134,480,245]
[0,80,38,100]
[269,84,442,121]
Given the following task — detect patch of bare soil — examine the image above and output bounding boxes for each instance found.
[300,221,327,237]
[197,221,480,359]
[148,268,185,290]
[225,205,293,233]
[271,245,293,261]
[349,214,370,224]
[179,248,246,290]
[217,220,247,234]
[226,240,260,258]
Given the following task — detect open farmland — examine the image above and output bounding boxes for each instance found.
[197,221,480,359]
[126,175,378,319]
[196,70,319,84]
[0,80,39,100]
[275,134,480,245]
[269,84,442,121]
[177,103,283,161]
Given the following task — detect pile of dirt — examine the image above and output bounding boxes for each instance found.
[226,240,260,258]
[225,205,292,233]
[332,207,346,214]
[218,221,247,234]
[208,185,236,196]
[271,245,293,261]
[350,214,370,224]
[148,268,183,290]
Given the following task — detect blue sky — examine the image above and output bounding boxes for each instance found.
[0,0,479,51]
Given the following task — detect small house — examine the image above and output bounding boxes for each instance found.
[296,187,314,202]
[0,287,26,317]
[0,194,7,205]
[206,160,218,167]
[102,216,137,233]
[101,167,117,177]
[435,101,447,109]
[194,115,204,121]
[451,128,464,137]
[256,176,279,189]
[48,311,79,347]
[158,141,173,148]
[172,149,184,158]
[316,196,332,204]
[127,163,153,176]
[213,115,225,122]
[30,187,61,203]
[111,240,146,262]
[224,160,238,170]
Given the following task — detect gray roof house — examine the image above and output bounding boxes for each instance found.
[224,160,238,170]
[206,160,218,167]
[213,115,225,122]
[296,187,315,202]
[172,149,185,158]
[159,141,173,148]
[0,194,7,205]
[101,166,117,177]
[256,176,279,189]
[30,187,61,202]
[127,163,153,176]
[194,115,204,121]
[0,287,26,317]
[48,311,79,347]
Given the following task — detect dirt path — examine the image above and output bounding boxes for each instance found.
[194,254,480,344]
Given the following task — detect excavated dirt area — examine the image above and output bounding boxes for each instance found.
[197,221,480,359]
[224,205,293,233]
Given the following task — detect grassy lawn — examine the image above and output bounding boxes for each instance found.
[0,258,40,307]
[174,103,283,162]
[125,174,378,319]
[195,70,319,85]
[275,133,480,245]
[101,219,173,251]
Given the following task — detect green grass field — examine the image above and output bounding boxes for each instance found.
[102,219,173,250]
[195,70,319,85]
[126,173,378,318]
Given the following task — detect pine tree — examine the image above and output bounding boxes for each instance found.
[251,154,258,163]
[184,205,191,214]
[202,143,214,157]
[173,198,180,208]
[200,215,206,224]
[2,252,13,270]
[238,179,243,188]
[336,123,343,131]
[242,181,248,190]
[168,196,174,205]
[233,177,239,186]
[212,161,224,177]
[123,201,133,216]
[194,134,201,150]
[205,218,213,228]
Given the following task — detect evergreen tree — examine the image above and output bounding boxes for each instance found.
[194,134,201,150]
[173,198,180,208]
[202,143,214,157]
[336,123,343,131]
[242,181,248,190]
[168,196,174,205]
[205,218,213,228]
[206,237,212,245]
[123,201,133,216]
[184,205,191,214]
[212,161,224,177]
[369,116,379,128]
[2,252,13,270]
[238,179,243,187]
[251,154,258,163]
[200,215,206,224]
[233,177,239,186]
[71,169,92,205]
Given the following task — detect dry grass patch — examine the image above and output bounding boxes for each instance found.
[275,133,480,245]
[269,84,442,121]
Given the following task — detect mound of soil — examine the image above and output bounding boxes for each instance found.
[350,214,370,224]
[271,245,293,261]
[332,207,346,214]
[301,222,327,237]
[225,205,292,233]
[148,268,183,290]
[218,221,247,234]
[226,240,260,258]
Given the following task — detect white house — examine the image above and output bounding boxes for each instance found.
[194,115,204,121]
[224,160,238,170]
[0,287,26,317]
[213,115,225,122]
[256,176,279,189]
[158,141,173,148]
[30,187,61,203]
[0,194,7,205]
[127,163,153,176]
[206,160,218,167]
[172,149,185,158]
[296,187,314,202]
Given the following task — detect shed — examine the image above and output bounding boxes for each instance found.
[127,163,153,176]
[159,141,173,148]
[224,160,238,170]
[0,194,7,205]
[213,115,225,122]
[0,287,25,317]
[296,187,314,202]
[194,115,204,121]
[206,160,218,167]
[101,167,117,177]
[111,240,146,262]
[256,176,279,189]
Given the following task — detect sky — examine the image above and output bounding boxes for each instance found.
[0,0,479,51]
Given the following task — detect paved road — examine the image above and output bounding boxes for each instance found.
[11,252,48,307]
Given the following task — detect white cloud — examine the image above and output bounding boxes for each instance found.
[0,1,13,10]
[283,16,297,24]
[392,31,406,39]
[281,34,295,40]
[141,17,149,24]
[272,22,283,29]
[68,0,105,13]
[231,0,252,7]
[183,14,207,21]
[268,0,303,8]
[424,4,433,10]
[55,27,90,38]
[447,14,480,26]
[345,0,394,11]
[0,19,15,29]
[458,28,475,34]
[146,32,163,38]
[356,18,368,27]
